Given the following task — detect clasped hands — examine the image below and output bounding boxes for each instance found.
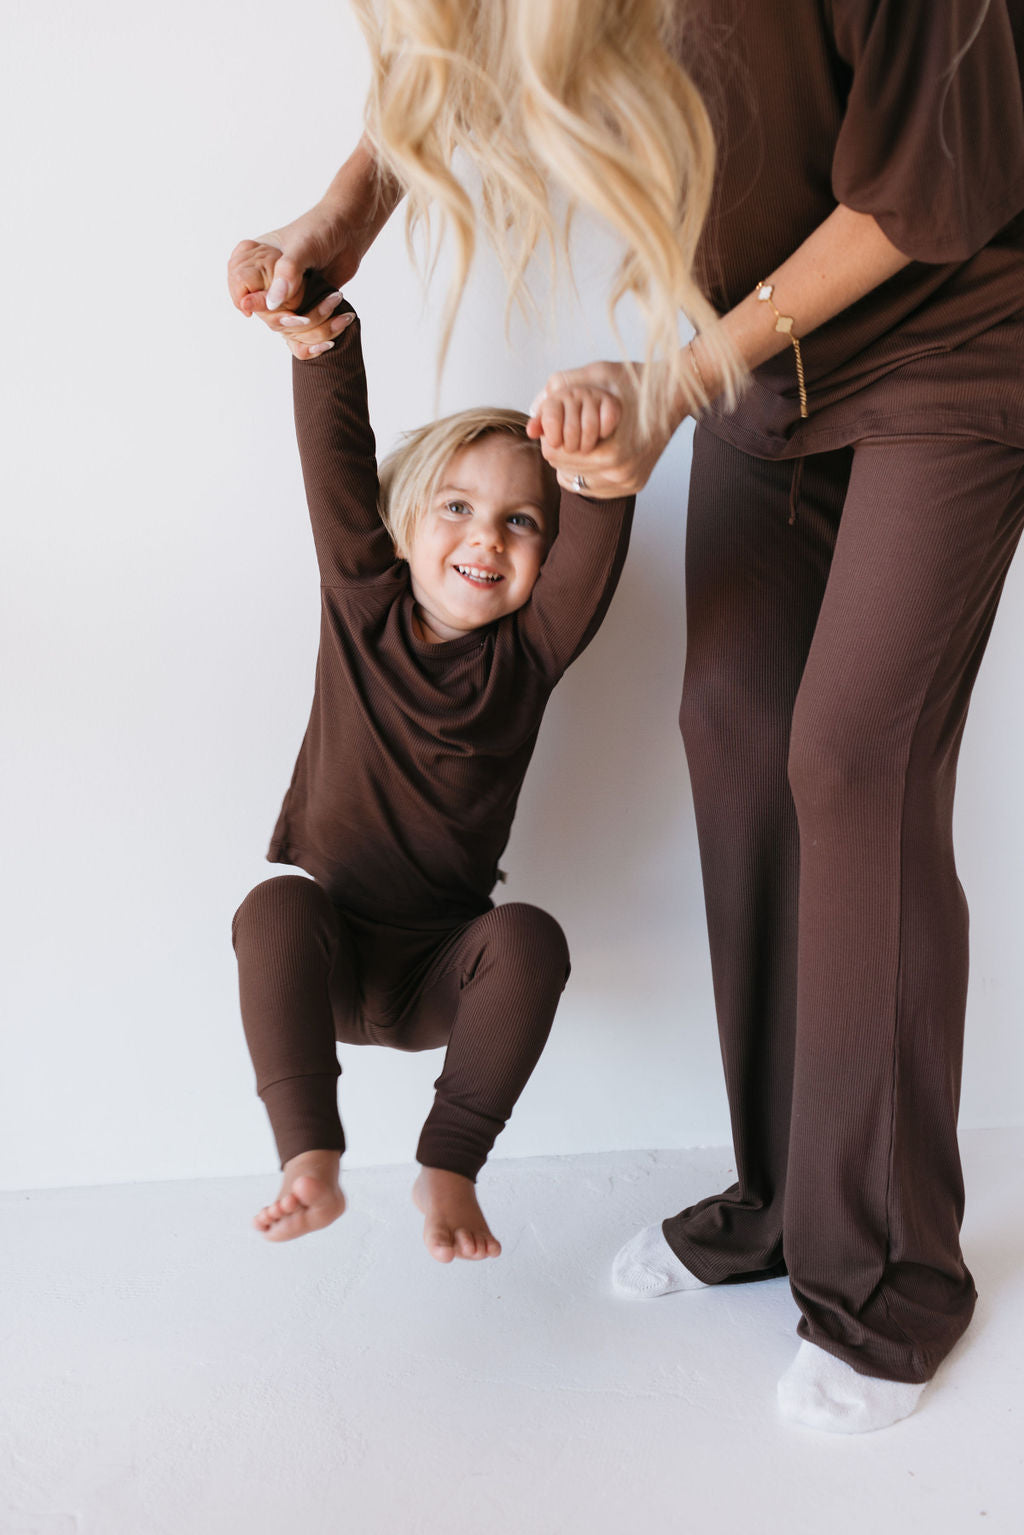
[229,238,686,499]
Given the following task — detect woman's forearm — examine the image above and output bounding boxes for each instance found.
[683,205,913,413]
[318,133,405,252]
[230,136,408,316]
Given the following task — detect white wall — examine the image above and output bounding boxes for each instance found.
[2,1,1023,1192]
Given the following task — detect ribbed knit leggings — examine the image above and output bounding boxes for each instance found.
[232,878,569,1180]
[666,427,1024,1383]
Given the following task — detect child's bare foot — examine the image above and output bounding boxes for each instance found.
[253,1149,346,1243]
[412,1166,502,1263]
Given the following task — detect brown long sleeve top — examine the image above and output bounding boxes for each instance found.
[266,309,634,926]
[681,0,1024,454]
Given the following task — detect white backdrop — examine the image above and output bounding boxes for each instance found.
[3,1,1023,1192]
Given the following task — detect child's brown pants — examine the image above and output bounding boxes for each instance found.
[667,427,1024,1383]
[232,878,570,1180]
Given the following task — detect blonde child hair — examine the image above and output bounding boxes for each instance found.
[379,406,558,560]
[351,0,745,431]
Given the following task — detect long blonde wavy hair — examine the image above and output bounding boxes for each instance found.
[351,0,743,429]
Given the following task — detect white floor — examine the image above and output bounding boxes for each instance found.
[4,1131,1023,1535]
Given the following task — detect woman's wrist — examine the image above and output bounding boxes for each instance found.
[318,137,404,247]
[673,289,807,421]
[665,342,713,425]
[683,338,716,415]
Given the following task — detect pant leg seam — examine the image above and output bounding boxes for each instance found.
[878,452,1024,1367]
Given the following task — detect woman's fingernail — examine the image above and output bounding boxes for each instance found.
[317,292,344,318]
[308,341,335,356]
[330,313,355,334]
[266,277,288,311]
[277,315,310,329]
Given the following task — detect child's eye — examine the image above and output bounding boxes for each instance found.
[508,513,540,532]
[445,500,471,516]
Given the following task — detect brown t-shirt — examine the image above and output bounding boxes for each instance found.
[266,309,634,925]
[682,0,1024,455]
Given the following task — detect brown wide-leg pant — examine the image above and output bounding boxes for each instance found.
[232,877,570,1180]
[666,427,1024,1383]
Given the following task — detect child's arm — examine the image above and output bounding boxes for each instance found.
[288,296,397,586]
[517,383,635,679]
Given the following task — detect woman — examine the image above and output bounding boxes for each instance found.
[229,0,1024,1432]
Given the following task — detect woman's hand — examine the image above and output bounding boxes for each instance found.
[527,361,689,498]
[227,241,356,358]
[227,204,366,323]
[227,137,404,330]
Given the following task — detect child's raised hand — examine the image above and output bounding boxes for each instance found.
[228,240,354,359]
[526,360,689,497]
[526,378,622,457]
[229,238,306,318]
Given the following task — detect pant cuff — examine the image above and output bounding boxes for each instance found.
[260,1072,345,1168]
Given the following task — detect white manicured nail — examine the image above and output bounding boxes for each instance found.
[317,292,344,318]
[308,341,335,356]
[278,315,310,328]
[266,277,288,310]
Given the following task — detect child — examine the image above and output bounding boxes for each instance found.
[231,288,633,1260]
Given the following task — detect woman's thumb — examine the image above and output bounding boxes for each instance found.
[265,254,304,312]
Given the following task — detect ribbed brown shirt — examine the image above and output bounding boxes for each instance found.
[682,0,1024,454]
[266,310,634,925]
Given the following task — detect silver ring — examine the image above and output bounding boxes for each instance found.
[572,473,587,492]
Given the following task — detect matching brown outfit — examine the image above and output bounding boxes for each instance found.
[665,0,1024,1381]
[235,0,1024,1389]
[233,308,633,1181]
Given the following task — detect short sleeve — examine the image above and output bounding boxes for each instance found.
[829,0,1024,262]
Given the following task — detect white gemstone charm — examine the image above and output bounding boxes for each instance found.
[754,276,809,419]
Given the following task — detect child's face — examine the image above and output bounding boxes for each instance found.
[405,436,552,643]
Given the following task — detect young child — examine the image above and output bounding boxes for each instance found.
[232,288,633,1260]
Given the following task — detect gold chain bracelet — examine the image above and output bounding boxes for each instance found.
[755,279,808,419]
[686,339,710,407]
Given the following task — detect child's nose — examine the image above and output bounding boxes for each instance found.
[470,521,504,550]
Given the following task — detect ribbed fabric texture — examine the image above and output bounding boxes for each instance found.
[232,877,347,1160]
[234,304,630,1177]
[665,428,1024,1382]
[233,878,569,1179]
[683,0,1024,454]
[413,903,570,1176]
[268,309,633,923]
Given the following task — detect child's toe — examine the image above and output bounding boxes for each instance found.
[427,1224,457,1261]
[291,1174,323,1208]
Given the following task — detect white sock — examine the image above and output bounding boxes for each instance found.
[611,1224,708,1297]
[777,1340,926,1433]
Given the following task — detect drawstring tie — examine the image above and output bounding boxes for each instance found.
[788,455,805,526]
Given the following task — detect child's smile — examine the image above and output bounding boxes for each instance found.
[406,436,553,643]
[455,563,504,586]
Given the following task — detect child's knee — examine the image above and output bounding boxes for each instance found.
[489,902,571,986]
[231,875,330,950]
